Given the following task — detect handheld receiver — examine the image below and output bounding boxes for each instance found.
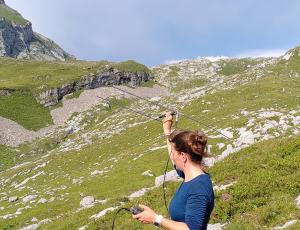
[130,206,144,215]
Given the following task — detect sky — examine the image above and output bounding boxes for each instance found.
[5,0,300,66]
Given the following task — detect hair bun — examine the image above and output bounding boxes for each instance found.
[169,130,210,164]
[189,131,208,156]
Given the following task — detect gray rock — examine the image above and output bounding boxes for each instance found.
[37,198,47,204]
[31,217,38,222]
[2,213,14,219]
[19,224,39,230]
[80,196,95,207]
[36,69,152,107]
[155,170,181,187]
[0,89,14,96]
[8,196,18,202]
[272,220,297,230]
[296,195,300,208]
[128,188,149,199]
[0,4,74,61]
[207,223,227,230]
[141,170,154,177]
[22,195,37,203]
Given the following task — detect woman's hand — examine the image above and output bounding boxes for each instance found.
[132,204,157,224]
[162,111,173,135]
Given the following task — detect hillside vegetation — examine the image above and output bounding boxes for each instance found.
[0,59,150,130]
[0,4,28,25]
[0,46,299,229]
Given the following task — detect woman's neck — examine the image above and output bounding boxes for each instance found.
[183,163,205,182]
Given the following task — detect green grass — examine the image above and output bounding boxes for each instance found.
[91,135,300,229]
[0,90,53,130]
[179,74,300,133]
[172,78,207,92]
[0,82,299,229]
[273,46,300,75]
[65,90,84,100]
[210,135,300,228]
[0,5,28,25]
[0,59,150,94]
[140,80,156,88]
[0,58,108,93]
[0,145,16,171]
[0,58,150,129]
[112,60,150,73]
[218,58,260,76]
[0,51,299,229]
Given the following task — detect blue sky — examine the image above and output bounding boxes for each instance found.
[6,0,300,66]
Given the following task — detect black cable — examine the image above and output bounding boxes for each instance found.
[97,96,162,123]
[111,207,131,230]
[111,85,231,140]
[98,95,173,214]
[163,156,170,214]
[99,90,228,226]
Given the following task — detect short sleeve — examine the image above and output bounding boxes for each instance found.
[185,193,208,230]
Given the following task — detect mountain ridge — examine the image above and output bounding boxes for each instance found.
[0,1,74,60]
[0,2,300,228]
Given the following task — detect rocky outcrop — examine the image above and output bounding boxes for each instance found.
[0,4,74,60]
[37,68,153,107]
[0,88,14,96]
[0,20,32,58]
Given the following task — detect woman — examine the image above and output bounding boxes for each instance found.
[133,111,214,230]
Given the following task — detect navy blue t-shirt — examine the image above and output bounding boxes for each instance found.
[169,168,214,230]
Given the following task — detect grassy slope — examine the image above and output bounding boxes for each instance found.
[217,58,260,76]
[181,74,299,132]
[210,135,300,229]
[0,59,108,93]
[0,145,16,171]
[0,70,299,229]
[0,4,28,25]
[0,59,150,130]
[93,135,300,229]
[0,90,53,130]
[274,46,300,75]
[0,59,149,93]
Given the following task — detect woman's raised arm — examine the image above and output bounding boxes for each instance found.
[162,111,174,165]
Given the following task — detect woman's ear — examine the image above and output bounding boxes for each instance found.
[181,152,188,163]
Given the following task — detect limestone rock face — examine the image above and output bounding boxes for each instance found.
[0,3,74,60]
[0,20,33,58]
[37,69,152,107]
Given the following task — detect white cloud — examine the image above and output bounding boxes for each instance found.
[164,56,230,64]
[197,56,230,62]
[164,59,187,64]
[235,49,286,58]
[163,49,287,65]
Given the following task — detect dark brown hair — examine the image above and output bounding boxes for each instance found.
[169,130,209,164]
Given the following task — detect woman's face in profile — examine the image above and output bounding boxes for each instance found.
[171,143,184,170]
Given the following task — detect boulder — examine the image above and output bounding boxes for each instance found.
[80,196,95,207]
[22,195,37,203]
[155,170,181,187]
[8,196,18,202]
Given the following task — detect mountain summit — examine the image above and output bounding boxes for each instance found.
[0,1,74,60]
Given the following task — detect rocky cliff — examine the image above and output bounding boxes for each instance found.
[37,67,152,107]
[0,2,74,60]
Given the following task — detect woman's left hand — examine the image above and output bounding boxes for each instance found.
[132,204,157,224]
